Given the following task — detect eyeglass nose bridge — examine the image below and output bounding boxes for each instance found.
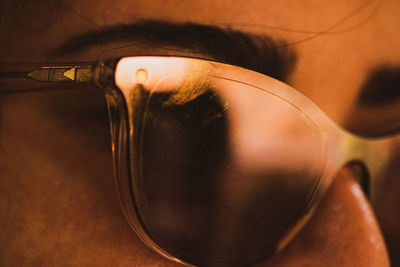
[313,123,398,205]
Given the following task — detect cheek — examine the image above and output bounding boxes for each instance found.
[0,91,178,266]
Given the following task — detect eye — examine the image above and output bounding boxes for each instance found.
[121,74,324,265]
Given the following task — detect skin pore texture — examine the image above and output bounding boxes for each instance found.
[0,0,399,266]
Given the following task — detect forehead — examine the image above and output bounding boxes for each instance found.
[3,0,399,59]
[0,1,375,48]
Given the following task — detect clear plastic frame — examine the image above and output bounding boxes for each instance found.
[0,56,399,266]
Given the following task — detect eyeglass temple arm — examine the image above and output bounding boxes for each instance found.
[0,61,116,94]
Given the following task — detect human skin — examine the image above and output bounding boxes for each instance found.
[0,0,399,266]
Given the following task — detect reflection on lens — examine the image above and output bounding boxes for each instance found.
[128,75,324,266]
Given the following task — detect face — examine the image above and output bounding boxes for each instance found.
[1,0,399,266]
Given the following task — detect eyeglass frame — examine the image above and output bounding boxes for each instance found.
[0,55,399,266]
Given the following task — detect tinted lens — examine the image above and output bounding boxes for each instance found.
[128,75,324,266]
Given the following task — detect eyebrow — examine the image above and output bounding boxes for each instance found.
[53,20,297,82]
[357,65,400,106]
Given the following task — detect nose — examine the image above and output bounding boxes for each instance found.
[256,167,390,267]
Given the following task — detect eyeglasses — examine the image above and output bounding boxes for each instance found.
[1,56,398,266]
